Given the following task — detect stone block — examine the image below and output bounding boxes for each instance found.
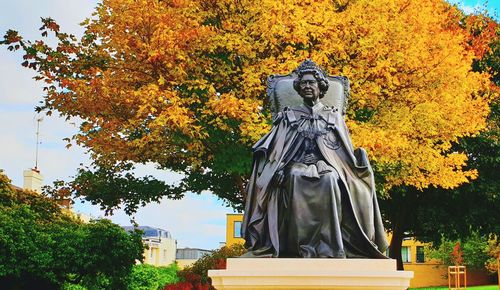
[208,258,413,290]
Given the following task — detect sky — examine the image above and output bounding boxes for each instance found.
[0,0,498,250]
[449,0,500,17]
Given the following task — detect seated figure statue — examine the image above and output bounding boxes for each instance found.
[241,60,388,258]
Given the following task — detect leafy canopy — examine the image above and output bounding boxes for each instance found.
[2,0,497,212]
[0,170,145,289]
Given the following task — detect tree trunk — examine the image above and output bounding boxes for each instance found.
[389,220,405,270]
[387,187,419,271]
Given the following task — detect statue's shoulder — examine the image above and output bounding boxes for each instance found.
[272,107,296,124]
[273,107,298,125]
[281,105,307,124]
[272,106,295,123]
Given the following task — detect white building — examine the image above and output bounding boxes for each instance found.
[123,226,177,266]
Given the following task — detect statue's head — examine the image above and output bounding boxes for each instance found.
[293,59,329,100]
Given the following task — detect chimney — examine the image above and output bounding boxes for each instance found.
[23,168,43,193]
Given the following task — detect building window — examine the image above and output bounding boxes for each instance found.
[234,221,242,238]
[416,246,425,263]
[401,246,411,263]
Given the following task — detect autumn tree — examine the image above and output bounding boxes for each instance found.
[2,0,498,267]
[381,16,500,269]
[381,97,499,266]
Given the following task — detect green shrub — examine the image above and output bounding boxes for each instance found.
[429,232,494,270]
[127,263,179,290]
[0,170,145,290]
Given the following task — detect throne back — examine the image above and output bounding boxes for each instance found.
[267,71,350,115]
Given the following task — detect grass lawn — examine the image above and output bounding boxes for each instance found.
[411,286,498,290]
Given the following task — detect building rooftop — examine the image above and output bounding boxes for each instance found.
[122,226,172,239]
[177,247,213,251]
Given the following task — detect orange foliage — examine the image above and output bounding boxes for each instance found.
[452,241,464,266]
[3,0,498,199]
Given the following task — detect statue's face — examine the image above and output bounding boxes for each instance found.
[298,73,320,101]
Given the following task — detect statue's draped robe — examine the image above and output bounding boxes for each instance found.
[241,102,388,258]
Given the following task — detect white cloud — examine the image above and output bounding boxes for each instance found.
[0,1,97,40]
[0,0,96,186]
[0,56,43,105]
[74,193,235,250]
[133,163,185,185]
[461,4,479,15]
[0,109,86,186]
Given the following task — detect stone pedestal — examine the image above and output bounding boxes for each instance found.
[208,258,413,290]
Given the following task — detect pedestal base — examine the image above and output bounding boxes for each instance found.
[208,258,413,290]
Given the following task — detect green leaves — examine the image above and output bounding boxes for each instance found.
[0,170,145,289]
[428,233,494,270]
[127,264,180,290]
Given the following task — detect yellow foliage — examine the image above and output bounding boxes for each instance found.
[17,0,498,192]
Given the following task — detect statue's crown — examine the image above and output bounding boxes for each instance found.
[294,59,326,76]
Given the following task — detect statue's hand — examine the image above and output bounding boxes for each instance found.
[272,170,285,187]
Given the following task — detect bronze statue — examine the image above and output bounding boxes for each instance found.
[241,60,388,258]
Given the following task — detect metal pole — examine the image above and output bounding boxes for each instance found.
[35,117,43,170]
